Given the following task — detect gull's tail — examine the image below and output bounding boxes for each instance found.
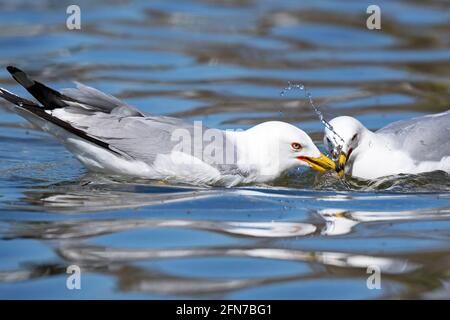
[0,86,41,110]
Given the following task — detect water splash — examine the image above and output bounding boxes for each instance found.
[280,81,345,150]
[280,81,304,96]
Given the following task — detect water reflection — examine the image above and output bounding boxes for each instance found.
[0,242,420,297]
[318,206,450,236]
[20,187,220,213]
[4,219,317,240]
[1,184,448,298]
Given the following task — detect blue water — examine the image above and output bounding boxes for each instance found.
[0,0,449,299]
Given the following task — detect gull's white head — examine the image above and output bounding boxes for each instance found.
[323,116,369,176]
[238,121,335,181]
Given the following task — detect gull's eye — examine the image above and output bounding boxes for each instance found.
[351,133,358,141]
[291,142,302,150]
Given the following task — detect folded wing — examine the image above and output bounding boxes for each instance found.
[377,110,450,162]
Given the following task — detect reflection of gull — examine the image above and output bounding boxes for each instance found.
[225,221,316,237]
[32,189,220,213]
[14,178,358,214]
[318,207,450,236]
[54,245,418,275]
[314,252,416,274]
[12,177,272,213]
[0,243,422,297]
[16,177,306,213]
[5,219,317,240]
[0,66,335,187]
[1,215,422,297]
[0,270,33,282]
[0,261,283,297]
[319,209,359,236]
[324,113,450,179]
[244,249,418,274]
[113,267,263,297]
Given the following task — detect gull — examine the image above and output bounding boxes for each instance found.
[323,113,450,179]
[0,66,335,187]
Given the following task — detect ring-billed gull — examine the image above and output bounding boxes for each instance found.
[323,113,450,179]
[0,66,335,187]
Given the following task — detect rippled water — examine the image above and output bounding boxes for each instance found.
[0,0,449,299]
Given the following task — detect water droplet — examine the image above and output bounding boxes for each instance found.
[278,81,346,146]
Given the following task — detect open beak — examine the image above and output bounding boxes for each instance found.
[298,152,336,173]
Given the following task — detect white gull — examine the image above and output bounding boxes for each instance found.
[323,113,450,179]
[0,66,335,187]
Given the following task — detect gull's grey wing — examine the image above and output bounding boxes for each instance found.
[70,113,248,182]
[59,84,233,165]
[376,110,450,162]
[63,112,208,164]
[62,82,145,117]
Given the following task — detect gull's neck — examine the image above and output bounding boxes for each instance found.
[359,127,390,152]
[349,126,393,168]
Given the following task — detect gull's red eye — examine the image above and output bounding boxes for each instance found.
[291,142,302,150]
[351,133,358,141]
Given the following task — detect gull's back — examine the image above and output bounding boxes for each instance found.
[376,110,450,162]
[61,83,196,162]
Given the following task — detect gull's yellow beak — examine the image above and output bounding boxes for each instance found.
[336,151,347,177]
[298,152,336,173]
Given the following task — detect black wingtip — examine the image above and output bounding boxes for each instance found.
[5,65,35,89]
[5,66,71,109]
